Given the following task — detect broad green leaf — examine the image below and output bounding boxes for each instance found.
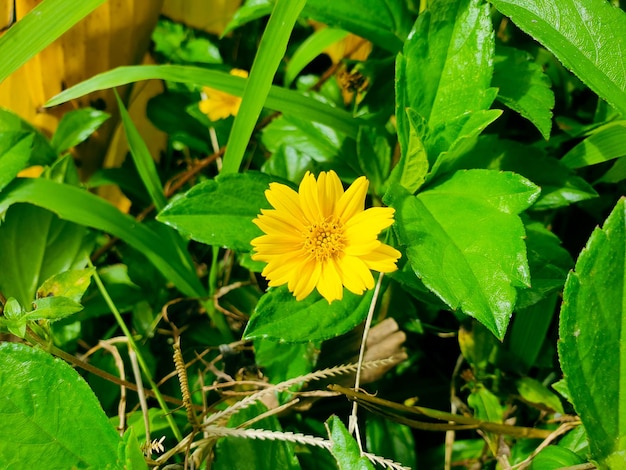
[221,0,307,174]
[516,377,564,414]
[396,0,495,160]
[530,446,586,469]
[37,267,95,302]
[213,402,301,470]
[0,132,33,192]
[517,221,573,309]
[326,415,375,470]
[559,198,626,466]
[285,27,349,87]
[46,65,360,139]
[23,295,84,321]
[0,178,204,299]
[0,108,56,165]
[0,342,120,468]
[226,0,412,53]
[365,415,417,470]
[451,136,597,210]
[244,286,374,343]
[0,0,106,83]
[254,338,317,385]
[490,0,626,116]
[157,172,273,252]
[468,385,503,454]
[507,295,558,373]
[303,0,412,54]
[116,93,166,211]
[386,109,428,193]
[385,170,540,339]
[561,121,626,169]
[493,46,554,139]
[356,126,392,194]
[50,108,110,155]
[0,204,91,307]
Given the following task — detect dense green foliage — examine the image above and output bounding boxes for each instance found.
[1,0,626,468]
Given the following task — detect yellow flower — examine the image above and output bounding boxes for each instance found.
[199,69,248,121]
[251,170,401,303]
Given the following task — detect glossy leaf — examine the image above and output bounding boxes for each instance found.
[0,178,204,298]
[385,170,540,339]
[561,121,626,169]
[46,64,360,139]
[157,172,273,252]
[493,46,554,139]
[0,0,105,83]
[24,296,84,321]
[559,198,626,466]
[326,415,375,470]
[245,286,374,343]
[530,446,585,469]
[396,0,496,160]
[37,267,95,302]
[0,132,34,192]
[0,204,91,307]
[0,109,56,165]
[116,93,166,211]
[490,0,626,116]
[0,342,120,468]
[221,0,307,174]
[386,109,428,194]
[516,377,564,414]
[50,108,110,155]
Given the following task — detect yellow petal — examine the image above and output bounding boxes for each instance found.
[299,171,322,223]
[265,184,306,220]
[336,255,374,294]
[316,259,344,302]
[360,243,401,272]
[335,176,368,222]
[293,260,322,300]
[317,170,343,217]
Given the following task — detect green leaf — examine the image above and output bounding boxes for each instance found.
[37,268,95,302]
[0,204,91,307]
[529,446,586,469]
[326,415,375,470]
[396,0,496,160]
[245,286,374,343]
[116,92,167,211]
[0,178,204,299]
[0,132,34,193]
[0,342,120,468]
[516,377,564,414]
[1,297,26,337]
[517,221,573,309]
[23,296,84,321]
[50,108,110,155]
[254,338,317,385]
[221,0,307,174]
[0,109,56,165]
[213,402,301,470]
[46,64,360,139]
[559,198,626,466]
[468,385,503,455]
[0,0,106,83]
[490,0,626,116]
[386,109,428,193]
[365,415,417,470]
[119,427,149,470]
[303,0,412,54]
[227,0,412,54]
[561,121,626,169]
[285,27,349,87]
[356,126,392,194]
[385,170,540,339]
[493,46,554,140]
[152,18,222,64]
[452,136,597,210]
[157,172,273,252]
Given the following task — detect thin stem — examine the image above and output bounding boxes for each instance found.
[128,346,151,455]
[348,272,384,448]
[88,259,183,441]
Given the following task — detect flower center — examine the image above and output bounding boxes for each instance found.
[304,218,345,262]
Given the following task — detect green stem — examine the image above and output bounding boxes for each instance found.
[206,246,233,341]
[88,260,183,441]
